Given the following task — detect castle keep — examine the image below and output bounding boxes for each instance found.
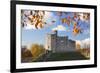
[45,31,76,53]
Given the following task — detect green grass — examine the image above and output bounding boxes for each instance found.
[33,51,89,62]
[47,52,87,61]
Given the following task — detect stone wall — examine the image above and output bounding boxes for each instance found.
[45,31,76,53]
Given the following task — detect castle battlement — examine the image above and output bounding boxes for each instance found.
[45,31,76,52]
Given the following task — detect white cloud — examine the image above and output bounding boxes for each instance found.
[24,22,37,30]
[76,38,90,49]
[52,25,68,31]
[82,38,90,44]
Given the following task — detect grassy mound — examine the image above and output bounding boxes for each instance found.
[34,51,88,62]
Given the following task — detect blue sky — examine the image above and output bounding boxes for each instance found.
[21,10,90,46]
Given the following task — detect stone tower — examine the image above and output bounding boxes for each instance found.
[45,30,57,52]
[45,31,76,53]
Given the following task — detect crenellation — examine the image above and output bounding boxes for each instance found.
[45,31,76,53]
